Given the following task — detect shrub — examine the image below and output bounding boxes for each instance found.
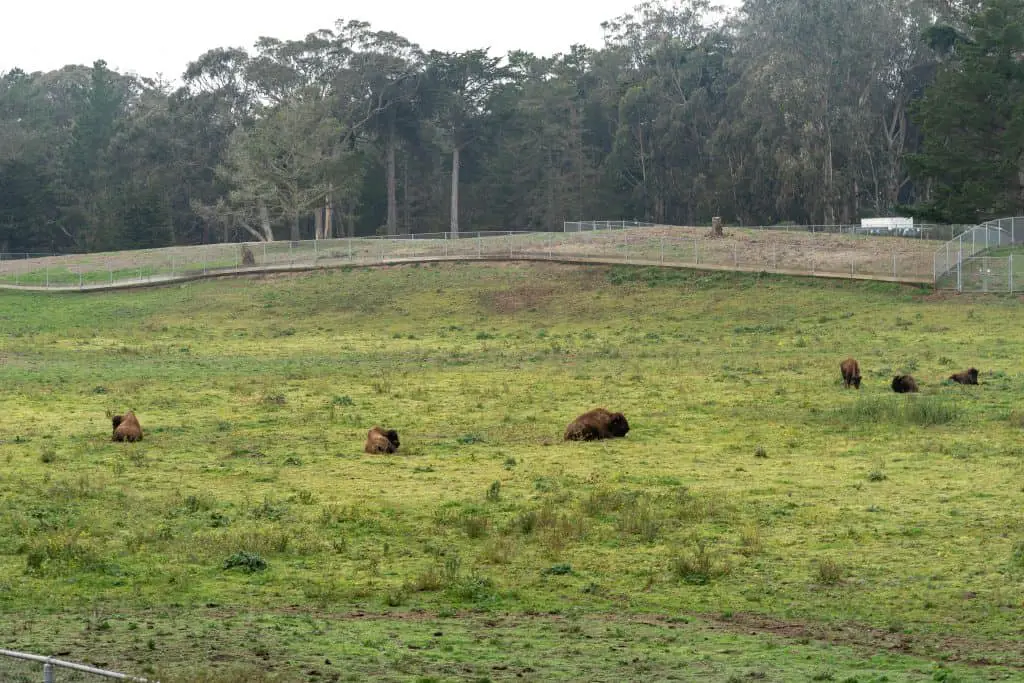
[816,557,843,585]
[223,551,267,573]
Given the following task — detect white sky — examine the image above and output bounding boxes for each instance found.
[1,0,740,82]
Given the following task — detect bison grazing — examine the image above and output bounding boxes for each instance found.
[364,426,400,454]
[891,375,918,394]
[840,357,861,389]
[564,408,630,442]
[241,245,256,266]
[112,411,143,442]
[949,368,979,385]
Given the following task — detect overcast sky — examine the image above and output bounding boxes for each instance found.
[1,0,740,82]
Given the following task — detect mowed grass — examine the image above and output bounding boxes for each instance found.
[0,262,1023,682]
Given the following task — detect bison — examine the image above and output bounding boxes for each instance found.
[112,411,143,442]
[891,375,918,394]
[949,368,979,385]
[840,357,861,389]
[364,426,400,454]
[564,408,630,441]
[241,245,256,266]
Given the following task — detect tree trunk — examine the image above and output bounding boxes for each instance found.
[325,185,334,239]
[450,147,461,236]
[386,128,398,236]
[291,212,300,242]
[402,154,410,234]
[258,199,274,241]
[314,206,324,240]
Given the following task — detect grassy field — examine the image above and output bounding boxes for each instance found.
[0,226,939,289]
[0,263,1022,682]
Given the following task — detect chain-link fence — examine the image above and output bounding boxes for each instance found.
[933,217,1024,291]
[0,224,941,291]
[0,649,152,682]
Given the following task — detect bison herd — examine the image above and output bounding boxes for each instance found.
[840,356,979,394]
[107,407,630,452]
[105,359,978,451]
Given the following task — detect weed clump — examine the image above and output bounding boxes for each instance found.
[671,538,730,584]
[816,557,844,585]
[223,551,267,573]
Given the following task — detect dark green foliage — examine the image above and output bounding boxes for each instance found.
[0,1,1005,253]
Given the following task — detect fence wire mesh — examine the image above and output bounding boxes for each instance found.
[0,649,151,682]
[933,217,1024,292]
[0,223,950,292]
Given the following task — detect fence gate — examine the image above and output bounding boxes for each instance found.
[0,649,153,682]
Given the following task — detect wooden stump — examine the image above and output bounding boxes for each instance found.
[711,216,724,238]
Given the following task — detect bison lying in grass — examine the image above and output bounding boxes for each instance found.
[112,411,143,442]
[564,408,630,441]
[840,357,861,389]
[949,368,979,385]
[364,426,400,454]
[891,375,918,393]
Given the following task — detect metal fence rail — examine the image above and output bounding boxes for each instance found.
[933,216,1024,291]
[0,649,152,682]
[0,223,945,292]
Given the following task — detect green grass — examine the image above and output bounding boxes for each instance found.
[0,262,1022,681]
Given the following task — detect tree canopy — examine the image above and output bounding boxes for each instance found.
[0,0,1017,253]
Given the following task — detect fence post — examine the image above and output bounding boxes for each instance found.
[694,238,698,264]
[1010,254,1014,292]
[43,661,54,683]
[549,234,553,260]
[478,232,482,258]
[79,271,83,289]
[957,245,963,292]
[734,243,738,267]
[892,251,896,279]
[660,237,664,264]
[45,266,49,288]
[509,232,513,258]
[444,233,449,258]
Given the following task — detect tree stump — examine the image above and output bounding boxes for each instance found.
[241,245,256,266]
[711,216,724,238]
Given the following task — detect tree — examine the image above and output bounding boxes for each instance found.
[215,99,351,241]
[422,49,511,235]
[907,0,1024,222]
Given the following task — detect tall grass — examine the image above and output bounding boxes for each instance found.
[832,395,959,426]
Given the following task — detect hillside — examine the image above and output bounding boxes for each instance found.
[0,263,1020,682]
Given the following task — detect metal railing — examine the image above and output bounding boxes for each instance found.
[933,216,1024,291]
[0,649,152,682]
[0,223,942,292]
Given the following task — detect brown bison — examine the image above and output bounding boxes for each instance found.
[112,411,143,442]
[949,368,979,385]
[891,375,918,393]
[564,408,630,441]
[364,426,400,454]
[840,357,861,389]
[241,245,256,266]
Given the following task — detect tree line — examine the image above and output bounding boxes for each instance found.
[1,0,1022,253]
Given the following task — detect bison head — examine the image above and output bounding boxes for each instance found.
[608,412,630,437]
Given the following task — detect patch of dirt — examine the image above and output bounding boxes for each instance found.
[483,284,559,314]
[696,611,1024,669]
